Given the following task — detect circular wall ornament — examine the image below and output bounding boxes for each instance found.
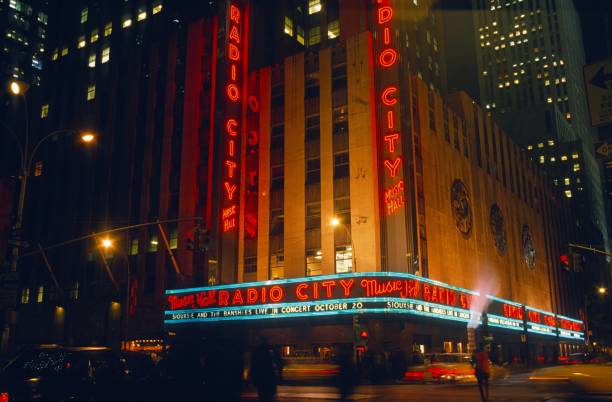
[489,204,507,255]
[451,179,472,236]
[521,224,536,269]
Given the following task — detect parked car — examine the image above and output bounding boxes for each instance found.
[403,353,508,383]
[0,345,130,402]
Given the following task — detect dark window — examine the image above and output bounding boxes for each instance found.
[334,152,349,179]
[443,108,450,142]
[306,158,321,184]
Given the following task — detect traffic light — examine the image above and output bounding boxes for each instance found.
[560,253,570,271]
[198,228,210,252]
[359,329,369,340]
[186,230,195,251]
[571,252,583,272]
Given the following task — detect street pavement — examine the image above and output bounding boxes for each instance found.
[241,373,612,402]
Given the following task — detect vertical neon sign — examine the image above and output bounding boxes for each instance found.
[375,1,404,215]
[244,74,260,239]
[372,0,411,272]
[221,2,245,233]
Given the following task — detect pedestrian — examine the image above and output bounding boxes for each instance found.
[472,343,491,402]
[250,338,278,402]
[335,349,356,402]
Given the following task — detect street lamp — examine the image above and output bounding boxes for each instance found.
[8,79,28,96]
[101,238,113,249]
[96,237,131,349]
[331,216,356,272]
[597,286,607,295]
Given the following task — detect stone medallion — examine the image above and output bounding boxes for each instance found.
[521,224,536,269]
[489,204,507,255]
[451,179,472,236]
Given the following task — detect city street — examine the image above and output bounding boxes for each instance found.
[241,374,612,402]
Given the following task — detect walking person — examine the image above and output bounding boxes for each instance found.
[335,349,356,402]
[250,338,278,402]
[472,343,491,402]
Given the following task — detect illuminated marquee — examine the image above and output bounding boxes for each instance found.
[525,306,557,337]
[165,272,476,324]
[164,273,585,342]
[221,2,247,233]
[557,315,584,341]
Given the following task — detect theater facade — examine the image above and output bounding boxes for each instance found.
[164,0,585,365]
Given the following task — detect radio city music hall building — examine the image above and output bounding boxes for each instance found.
[163,0,585,364]
[15,0,584,362]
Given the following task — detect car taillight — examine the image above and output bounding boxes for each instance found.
[0,391,9,402]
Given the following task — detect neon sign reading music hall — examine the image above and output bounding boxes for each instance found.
[164,272,584,341]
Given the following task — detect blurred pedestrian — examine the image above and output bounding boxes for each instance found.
[250,338,278,402]
[335,349,356,402]
[472,343,491,402]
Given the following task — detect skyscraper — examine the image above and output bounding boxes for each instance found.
[446,0,608,262]
[0,0,48,87]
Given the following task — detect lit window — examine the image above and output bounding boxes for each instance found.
[561,155,568,161]
[129,238,139,256]
[308,0,322,14]
[20,288,30,304]
[537,142,544,148]
[36,285,44,303]
[90,29,99,43]
[77,36,86,48]
[101,46,110,63]
[69,282,79,300]
[148,235,159,252]
[104,22,112,36]
[548,139,555,146]
[335,246,353,273]
[81,8,88,24]
[87,85,96,101]
[297,26,305,45]
[170,228,178,249]
[34,160,43,176]
[564,178,570,185]
[539,155,545,163]
[61,47,69,56]
[51,49,58,61]
[573,163,580,172]
[527,145,533,150]
[564,190,572,198]
[137,10,147,21]
[284,16,293,36]
[40,103,49,118]
[308,26,320,46]
[88,53,96,68]
[550,156,556,162]
[122,18,132,28]
[152,3,163,14]
[328,20,340,39]
[571,153,579,159]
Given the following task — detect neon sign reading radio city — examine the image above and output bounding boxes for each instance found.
[375,0,405,215]
[164,272,585,341]
[222,2,245,233]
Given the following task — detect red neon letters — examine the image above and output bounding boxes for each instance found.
[222,2,245,233]
[375,0,405,216]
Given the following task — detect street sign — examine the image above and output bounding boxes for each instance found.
[584,58,612,127]
[595,142,612,158]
